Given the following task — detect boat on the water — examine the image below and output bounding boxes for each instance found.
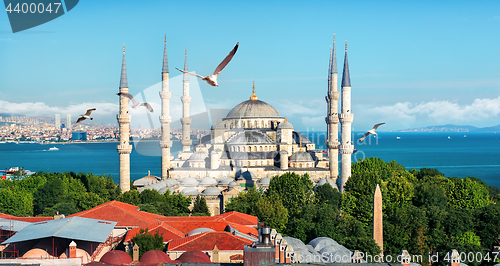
[48,146,59,151]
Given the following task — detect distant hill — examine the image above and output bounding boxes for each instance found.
[398,124,500,132]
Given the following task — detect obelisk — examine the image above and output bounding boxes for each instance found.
[373,184,383,255]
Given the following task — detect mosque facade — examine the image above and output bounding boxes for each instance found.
[118,36,353,213]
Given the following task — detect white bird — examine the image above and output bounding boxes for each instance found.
[359,123,385,142]
[175,42,239,87]
[75,108,96,126]
[117,92,154,113]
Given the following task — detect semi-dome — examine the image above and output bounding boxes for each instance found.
[225,99,281,119]
[290,151,314,162]
[164,178,179,187]
[237,170,256,181]
[228,131,273,144]
[199,177,217,187]
[188,151,208,162]
[218,177,234,186]
[316,178,338,190]
[180,177,199,187]
[180,187,200,196]
[202,186,221,196]
[158,186,173,195]
[187,228,215,237]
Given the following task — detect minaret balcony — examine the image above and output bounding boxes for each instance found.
[116,144,132,154]
[116,114,131,123]
[326,141,340,149]
[159,91,172,99]
[181,117,192,125]
[160,141,172,148]
[328,91,340,100]
[339,113,354,123]
[159,116,172,124]
[326,114,339,124]
[181,139,192,147]
[181,96,192,104]
[338,145,354,154]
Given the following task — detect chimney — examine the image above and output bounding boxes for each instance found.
[133,243,139,261]
[69,241,77,258]
[212,245,220,263]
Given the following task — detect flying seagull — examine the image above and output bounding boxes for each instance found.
[175,42,239,87]
[75,108,96,126]
[359,123,385,142]
[117,92,154,113]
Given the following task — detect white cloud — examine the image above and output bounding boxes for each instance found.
[357,96,500,130]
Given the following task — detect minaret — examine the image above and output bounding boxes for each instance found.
[159,36,172,179]
[180,49,192,152]
[326,34,340,182]
[373,184,383,255]
[116,44,132,193]
[339,40,354,193]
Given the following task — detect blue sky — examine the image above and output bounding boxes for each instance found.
[0,0,499,131]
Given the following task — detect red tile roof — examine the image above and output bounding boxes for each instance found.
[230,254,244,260]
[68,201,165,228]
[215,211,258,225]
[123,222,185,243]
[0,213,52,223]
[167,231,253,251]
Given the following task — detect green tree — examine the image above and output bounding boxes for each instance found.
[192,195,210,216]
[268,172,313,218]
[445,177,489,209]
[140,189,164,204]
[0,186,33,216]
[315,183,341,209]
[413,181,447,208]
[254,194,288,233]
[225,186,264,215]
[164,190,191,215]
[33,176,66,215]
[116,189,141,206]
[131,229,165,258]
[454,231,480,246]
[474,203,500,249]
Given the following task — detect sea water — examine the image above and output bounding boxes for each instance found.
[0,132,499,188]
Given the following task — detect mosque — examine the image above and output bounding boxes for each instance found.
[116,36,354,214]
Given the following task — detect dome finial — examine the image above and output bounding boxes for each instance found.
[250,81,258,101]
[299,138,303,151]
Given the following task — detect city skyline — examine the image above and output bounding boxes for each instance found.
[0,1,499,131]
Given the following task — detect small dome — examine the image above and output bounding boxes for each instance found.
[202,187,221,196]
[181,187,200,196]
[316,178,339,190]
[158,186,173,195]
[290,151,313,162]
[140,250,173,264]
[180,177,199,187]
[228,181,240,188]
[211,121,225,130]
[258,177,271,186]
[188,151,208,162]
[187,228,215,237]
[199,177,217,187]
[176,250,211,263]
[218,177,234,186]
[278,121,293,129]
[237,170,256,181]
[100,250,132,265]
[23,248,54,259]
[165,178,179,187]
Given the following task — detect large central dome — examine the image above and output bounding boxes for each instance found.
[225,99,281,119]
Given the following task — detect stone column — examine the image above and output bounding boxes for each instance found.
[373,184,383,254]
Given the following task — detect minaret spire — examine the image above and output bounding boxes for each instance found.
[159,35,172,179]
[341,40,351,87]
[120,43,128,88]
[339,39,354,193]
[326,34,340,183]
[181,48,193,152]
[162,35,169,74]
[117,44,132,193]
